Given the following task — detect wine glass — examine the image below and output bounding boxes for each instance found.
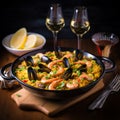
[70,6,90,49]
[92,32,119,57]
[92,32,119,70]
[45,3,65,50]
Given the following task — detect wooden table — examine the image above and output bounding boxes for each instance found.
[0,38,120,120]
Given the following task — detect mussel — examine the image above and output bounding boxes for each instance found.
[78,64,87,72]
[61,68,73,80]
[41,56,52,64]
[28,67,38,80]
[74,49,83,60]
[55,46,62,59]
[25,56,34,66]
[38,64,51,73]
[63,57,71,68]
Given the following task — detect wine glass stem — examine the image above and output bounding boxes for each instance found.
[53,32,58,50]
[77,35,82,50]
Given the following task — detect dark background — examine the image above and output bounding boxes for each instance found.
[0,0,120,47]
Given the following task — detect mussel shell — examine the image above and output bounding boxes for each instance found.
[28,67,38,80]
[38,63,51,73]
[25,56,34,66]
[55,46,62,59]
[75,49,83,60]
[61,68,73,80]
[41,56,52,64]
[63,57,71,68]
[78,64,87,72]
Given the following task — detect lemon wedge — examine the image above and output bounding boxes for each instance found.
[35,34,44,47]
[10,28,27,49]
[24,34,37,49]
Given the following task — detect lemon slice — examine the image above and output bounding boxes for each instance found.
[35,34,44,47]
[24,34,37,49]
[10,28,27,49]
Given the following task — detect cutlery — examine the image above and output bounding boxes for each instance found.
[88,74,120,110]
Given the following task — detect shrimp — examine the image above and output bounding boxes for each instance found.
[85,61,92,68]
[66,80,79,89]
[41,77,59,84]
[48,79,63,90]
[74,60,85,65]
[74,60,92,68]
[52,66,65,76]
[62,52,73,58]
[78,72,93,81]
[48,59,62,69]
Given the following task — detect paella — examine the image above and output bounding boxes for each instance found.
[14,49,102,90]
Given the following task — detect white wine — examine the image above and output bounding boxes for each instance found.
[46,18,65,32]
[45,3,65,49]
[70,20,90,36]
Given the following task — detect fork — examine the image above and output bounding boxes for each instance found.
[88,74,120,110]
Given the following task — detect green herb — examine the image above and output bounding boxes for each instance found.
[45,74,51,79]
[17,66,25,71]
[73,68,77,72]
[16,94,22,97]
[88,67,93,73]
[53,70,57,75]
[56,81,65,90]
[77,70,81,76]
[31,80,36,83]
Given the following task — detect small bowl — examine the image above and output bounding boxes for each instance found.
[91,32,119,57]
[2,32,46,56]
[92,32,119,46]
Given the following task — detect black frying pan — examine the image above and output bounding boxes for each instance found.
[0,47,116,99]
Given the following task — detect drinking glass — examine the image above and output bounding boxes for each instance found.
[70,6,90,49]
[45,3,65,50]
[92,32,119,57]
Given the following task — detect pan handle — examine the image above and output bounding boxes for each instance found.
[98,56,116,73]
[0,63,14,80]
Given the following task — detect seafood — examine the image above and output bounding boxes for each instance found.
[48,79,63,90]
[74,49,83,60]
[78,72,93,81]
[66,80,79,89]
[27,67,38,80]
[41,56,52,64]
[25,56,34,66]
[55,46,62,58]
[62,52,73,58]
[25,53,52,66]
[53,66,65,76]
[48,59,62,69]
[25,55,40,66]
[62,68,73,80]
[15,50,102,90]
[77,64,87,72]
[63,57,71,68]
[41,77,59,84]
[38,64,51,73]
[74,60,92,68]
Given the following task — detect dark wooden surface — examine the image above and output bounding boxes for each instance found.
[0,38,120,120]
